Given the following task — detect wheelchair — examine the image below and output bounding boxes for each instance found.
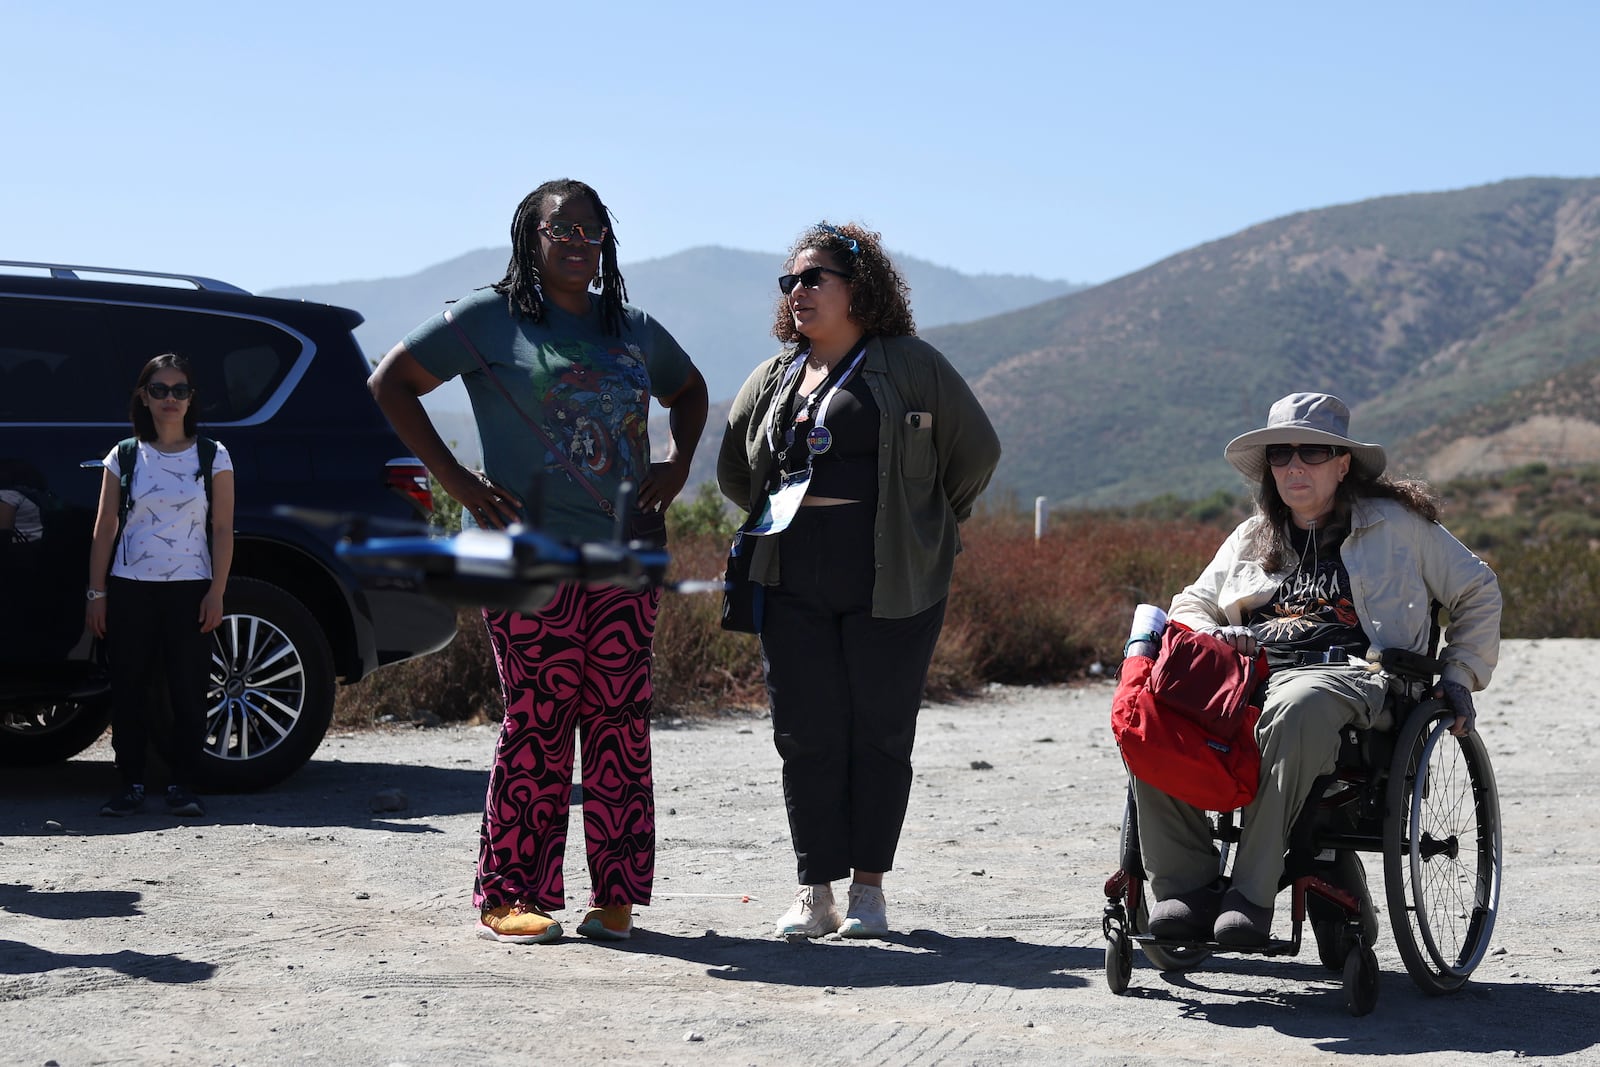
[1101,642,1503,1016]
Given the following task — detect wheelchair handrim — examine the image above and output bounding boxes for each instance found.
[1406,715,1503,978]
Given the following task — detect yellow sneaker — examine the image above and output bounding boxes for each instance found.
[576,904,634,941]
[476,903,562,944]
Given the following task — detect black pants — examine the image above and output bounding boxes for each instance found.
[762,503,946,884]
[106,577,211,788]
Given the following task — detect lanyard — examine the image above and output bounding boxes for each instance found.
[765,345,867,464]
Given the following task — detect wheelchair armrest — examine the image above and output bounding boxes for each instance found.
[1376,646,1441,683]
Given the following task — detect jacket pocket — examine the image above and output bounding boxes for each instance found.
[900,420,937,481]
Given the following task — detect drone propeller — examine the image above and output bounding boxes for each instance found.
[273,505,433,542]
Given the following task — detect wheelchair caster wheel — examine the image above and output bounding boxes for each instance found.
[1343,943,1379,1016]
[1105,927,1132,994]
[1314,918,1357,972]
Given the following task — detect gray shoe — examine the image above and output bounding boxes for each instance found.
[1147,878,1225,940]
[837,882,889,938]
[1214,888,1274,946]
[775,884,841,939]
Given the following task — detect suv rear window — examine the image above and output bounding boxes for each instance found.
[0,297,305,424]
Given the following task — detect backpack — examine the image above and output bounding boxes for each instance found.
[116,436,218,555]
[1111,621,1269,811]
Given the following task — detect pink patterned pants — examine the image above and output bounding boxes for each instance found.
[473,582,659,911]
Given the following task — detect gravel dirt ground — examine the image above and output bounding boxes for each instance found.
[3,638,1597,1066]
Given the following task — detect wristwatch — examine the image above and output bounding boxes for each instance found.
[86,588,107,601]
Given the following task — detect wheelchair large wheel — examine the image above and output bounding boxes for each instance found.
[1382,700,1502,995]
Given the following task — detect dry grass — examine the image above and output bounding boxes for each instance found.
[332,513,1220,723]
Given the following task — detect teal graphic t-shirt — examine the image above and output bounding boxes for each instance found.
[405,287,693,542]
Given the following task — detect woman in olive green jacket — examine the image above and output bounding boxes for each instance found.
[718,221,1001,941]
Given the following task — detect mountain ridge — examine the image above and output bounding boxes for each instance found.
[921,176,1600,504]
[272,178,1600,508]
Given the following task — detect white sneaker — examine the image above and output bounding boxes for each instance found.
[837,882,888,938]
[775,884,841,939]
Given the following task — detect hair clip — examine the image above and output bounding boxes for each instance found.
[817,223,859,256]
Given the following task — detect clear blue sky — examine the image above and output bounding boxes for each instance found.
[6,1,1598,293]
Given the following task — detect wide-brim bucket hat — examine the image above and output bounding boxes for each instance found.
[1224,392,1387,482]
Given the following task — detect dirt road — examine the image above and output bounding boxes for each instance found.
[3,639,1597,1066]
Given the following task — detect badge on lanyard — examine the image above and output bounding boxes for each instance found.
[806,424,833,455]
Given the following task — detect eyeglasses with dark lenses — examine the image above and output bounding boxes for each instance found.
[778,266,854,294]
[1265,444,1341,467]
[538,221,607,245]
[145,382,193,401]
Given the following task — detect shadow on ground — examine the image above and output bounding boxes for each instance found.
[1,750,489,837]
[1125,954,1600,1059]
[601,926,1099,991]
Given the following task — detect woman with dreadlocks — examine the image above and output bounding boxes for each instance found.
[717,222,1001,940]
[369,179,708,945]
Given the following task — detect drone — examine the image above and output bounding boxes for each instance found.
[281,480,721,616]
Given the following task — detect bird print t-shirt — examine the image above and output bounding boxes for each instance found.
[106,439,232,581]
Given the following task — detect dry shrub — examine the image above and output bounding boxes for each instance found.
[652,532,768,711]
[332,607,500,728]
[334,514,1222,723]
[941,512,1218,688]
[332,506,1586,726]
[1489,540,1600,637]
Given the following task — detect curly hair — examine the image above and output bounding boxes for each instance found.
[130,353,198,441]
[1244,461,1442,571]
[493,178,629,337]
[771,221,916,344]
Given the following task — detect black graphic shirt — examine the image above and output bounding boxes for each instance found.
[1247,522,1369,662]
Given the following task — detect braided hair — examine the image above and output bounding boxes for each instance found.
[771,220,916,344]
[493,179,630,336]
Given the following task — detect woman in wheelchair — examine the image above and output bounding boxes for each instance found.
[1136,392,1501,948]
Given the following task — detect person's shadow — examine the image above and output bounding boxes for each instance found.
[578,926,1100,991]
[1125,954,1600,1058]
[2,746,492,837]
[0,882,216,983]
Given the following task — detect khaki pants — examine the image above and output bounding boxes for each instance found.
[1133,664,1391,906]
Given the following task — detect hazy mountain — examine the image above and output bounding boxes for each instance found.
[916,176,1600,506]
[268,179,1600,510]
[264,246,1080,396]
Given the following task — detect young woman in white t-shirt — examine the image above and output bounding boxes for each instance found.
[86,353,235,818]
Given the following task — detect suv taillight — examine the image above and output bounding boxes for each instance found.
[386,459,434,514]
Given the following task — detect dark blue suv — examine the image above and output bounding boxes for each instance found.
[0,261,456,790]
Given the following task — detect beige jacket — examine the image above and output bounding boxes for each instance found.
[1169,496,1501,691]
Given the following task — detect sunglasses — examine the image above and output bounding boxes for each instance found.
[778,266,854,294]
[538,220,607,245]
[1265,444,1342,467]
[145,382,194,401]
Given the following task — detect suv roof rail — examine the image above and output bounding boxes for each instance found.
[0,259,251,295]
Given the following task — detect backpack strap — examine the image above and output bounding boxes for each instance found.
[197,436,217,555]
[114,437,139,563]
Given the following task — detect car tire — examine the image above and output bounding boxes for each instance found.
[0,691,114,767]
[197,576,335,793]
